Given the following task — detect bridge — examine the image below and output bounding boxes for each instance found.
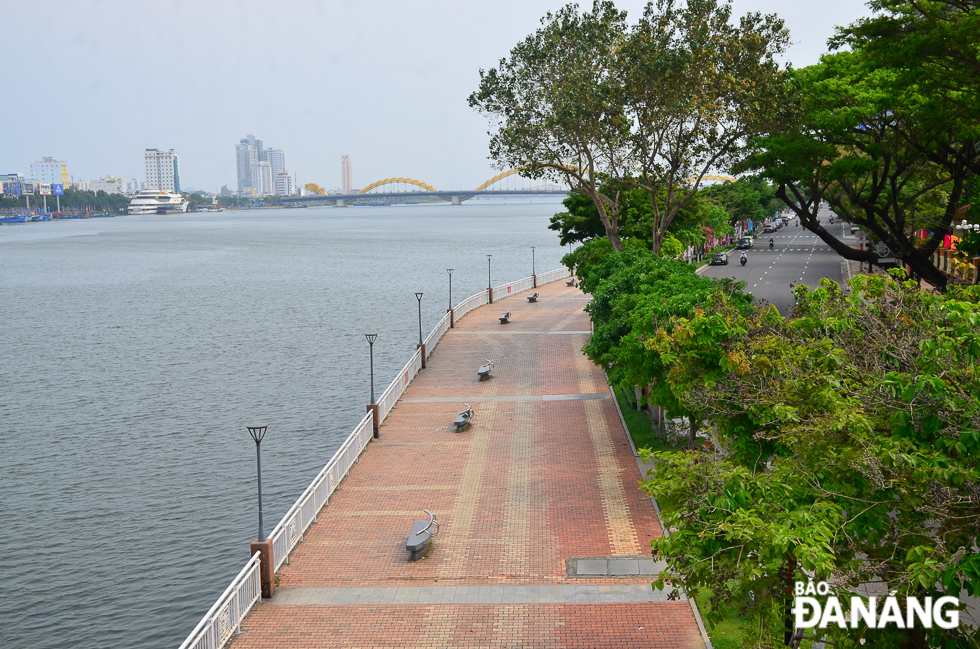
[284,170,736,207]
[285,169,569,206]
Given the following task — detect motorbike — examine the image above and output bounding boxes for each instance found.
[740,256,747,266]
[769,241,775,250]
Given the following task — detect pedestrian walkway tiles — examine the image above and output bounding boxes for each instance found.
[232,280,706,648]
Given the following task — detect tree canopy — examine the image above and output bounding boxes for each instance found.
[470,0,788,253]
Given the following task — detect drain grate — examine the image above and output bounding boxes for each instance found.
[565,556,666,578]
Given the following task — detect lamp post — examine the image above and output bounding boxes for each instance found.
[447,269,453,311]
[414,292,424,345]
[365,334,377,403]
[531,247,536,276]
[487,255,492,290]
[247,423,269,542]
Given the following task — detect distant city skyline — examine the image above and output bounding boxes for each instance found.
[0,0,870,192]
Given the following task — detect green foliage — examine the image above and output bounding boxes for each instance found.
[744,0,980,290]
[572,240,753,444]
[471,0,789,253]
[641,273,980,647]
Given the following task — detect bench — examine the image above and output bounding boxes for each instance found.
[499,311,511,324]
[527,292,538,302]
[566,278,576,287]
[477,359,493,381]
[454,403,473,432]
[406,510,439,561]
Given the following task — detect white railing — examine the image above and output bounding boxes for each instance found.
[376,348,423,422]
[536,266,571,285]
[452,289,489,323]
[268,410,374,571]
[422,310,452,358]
[492,275,534,300]
[178,552,263,649]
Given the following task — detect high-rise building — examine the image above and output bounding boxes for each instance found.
[253,160,273,196]
[275,171,294,197]
[145,148,181,193]
[341,155,352,193]
[30,157,69,186]
[236,135,288,195]
[236,141,258,193]
[265,148,285,183]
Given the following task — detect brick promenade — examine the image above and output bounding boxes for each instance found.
[232,281,705,648]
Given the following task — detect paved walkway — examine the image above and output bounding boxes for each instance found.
[233,281,705,648]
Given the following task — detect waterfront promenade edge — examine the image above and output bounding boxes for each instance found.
[180,268,706,649]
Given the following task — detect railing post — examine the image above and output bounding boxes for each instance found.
[367,403,380,438]
[488,287,494,304]
[417,343,426,369]
[249,539,275,599]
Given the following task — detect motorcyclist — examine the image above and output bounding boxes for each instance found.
[740,252,747,265]
[769,238,774,250]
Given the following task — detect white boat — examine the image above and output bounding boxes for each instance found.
[128,190,189,215]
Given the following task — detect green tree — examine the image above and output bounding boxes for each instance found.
[469,2,632,250]
[745,0,980,290]
[471,0,789,254]
[642,273,980,647]
[622,0,788,253]
[569,240,753,445]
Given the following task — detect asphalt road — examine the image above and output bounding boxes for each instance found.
[701,207,846,315]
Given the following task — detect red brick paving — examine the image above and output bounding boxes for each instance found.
[232,281,704,648]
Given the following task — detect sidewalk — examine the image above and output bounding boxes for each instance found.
[231,281,705,648]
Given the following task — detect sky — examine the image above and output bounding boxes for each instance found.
[2,0,870,193]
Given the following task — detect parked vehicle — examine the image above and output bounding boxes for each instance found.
[735,237,754,249]
[764,223,775,233]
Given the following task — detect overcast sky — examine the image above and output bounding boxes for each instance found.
[2,0,869,193]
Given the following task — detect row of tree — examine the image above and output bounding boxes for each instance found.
[473,0,980,290]
[574,240,980,647]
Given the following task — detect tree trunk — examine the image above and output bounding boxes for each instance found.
[688,417,699,448]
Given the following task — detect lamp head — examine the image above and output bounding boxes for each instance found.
[447,268,453,275]
[415,292,423,301]
[247,424,268,444]
[364,333,378,345]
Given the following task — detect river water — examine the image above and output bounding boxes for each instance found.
[0,199,568,649]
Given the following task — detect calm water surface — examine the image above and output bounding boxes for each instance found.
[0,200,568,648]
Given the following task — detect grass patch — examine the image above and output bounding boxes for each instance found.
[611,385,684,453]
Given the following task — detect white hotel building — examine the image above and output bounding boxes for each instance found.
[145,148,181,193]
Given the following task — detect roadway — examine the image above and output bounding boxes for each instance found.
[700,205,846,315]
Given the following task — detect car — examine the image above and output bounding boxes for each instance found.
[735,237,754,249]
[763,223,775,233]
[710,252,729,265]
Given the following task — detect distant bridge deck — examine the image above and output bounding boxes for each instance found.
[230,280,705,648]
[283,189,569,205]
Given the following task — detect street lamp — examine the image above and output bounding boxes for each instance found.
[956,219,980,233]
[414,292,424,345]
[531,247,536,276]
[247,423,269,542]
[447,269,454,311]
[487,255,492,290]
[365,334,377,403]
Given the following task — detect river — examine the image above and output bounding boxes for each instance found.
[0,199,569,648]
